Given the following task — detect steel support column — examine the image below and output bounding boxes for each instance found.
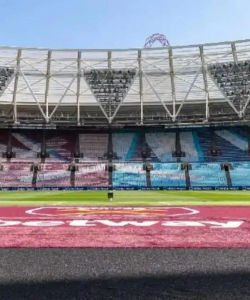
[20,70,47,120]
[144,72,172,118]
[48,76,76,121]
[76,51,82,125]
[169,48,176,122]
[138,50,144,125]
[199,45,209,121]
[231,42,238,64]
[12,49,22,123]
[231,42,243,118]
[44,50,52,122]
[108,51,112,123]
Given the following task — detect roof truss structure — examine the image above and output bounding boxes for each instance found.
[84,68,136,123]
[0,39,250,128]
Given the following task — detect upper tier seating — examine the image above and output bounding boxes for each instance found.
[112,132,135,161]
[113,163,146,187]
[0,67,14,94]
[79,134,108,161]
[214,129,250,162]
[208,60,250,106]
[151,163,186,187]
[0,125,249,190]
[196,127,250,162]
[180,131,204,162]
[11,132,40,162]
[0,131,8,160]
[230,162,250,186]
[46,134,75,162]
[189,163,227,187]
[112,131,143,161]
[84,69,136,116]
[0,126,249,163]
[0,131,77,163]
[145,132,176,162]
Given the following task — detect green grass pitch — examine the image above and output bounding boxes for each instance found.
[0,190,249,206]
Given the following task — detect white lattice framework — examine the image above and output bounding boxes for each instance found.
[0,39,250,126]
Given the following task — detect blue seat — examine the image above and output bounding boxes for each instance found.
[190,163,227,187]
[113,163,146,187]
[230,162,250,186]
[151,163,186,187]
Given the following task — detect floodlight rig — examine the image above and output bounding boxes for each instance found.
[144,33,170,48]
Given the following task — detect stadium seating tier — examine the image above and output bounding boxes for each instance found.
[0,126,249,188]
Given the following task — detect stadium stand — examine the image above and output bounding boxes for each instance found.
[0,126,249,189]
[75,164,109,187]
[0,39,250,189]
[112,131,135,161]
[180,131,204,162]
[79,133,108,161]
[36,163,71,187]
[151,163,186,187]
[189,163,228,187]
[208,60,250,113]
[0,67,14,95]
[214,129,250,162]
[11,132,41,162]
[112,131,144,162]
[230,162,250,186]
[0,163,33,187]
[113,163,146,187]
[46,133,75,162]
[84,69,136,115]
[0,130,9,160]
[145,132,176,162]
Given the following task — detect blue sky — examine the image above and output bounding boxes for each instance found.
[1,0,250,49]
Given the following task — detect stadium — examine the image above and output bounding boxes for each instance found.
[1,38,250,190]
[0,34,249,298]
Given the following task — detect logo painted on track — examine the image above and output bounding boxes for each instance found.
[25,206,200,218]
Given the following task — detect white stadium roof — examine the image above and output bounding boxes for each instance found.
[0,39,250,127]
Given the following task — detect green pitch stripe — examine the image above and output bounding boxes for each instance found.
[0,190,249,206]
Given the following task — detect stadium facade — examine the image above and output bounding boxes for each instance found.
[0,39,250,189]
